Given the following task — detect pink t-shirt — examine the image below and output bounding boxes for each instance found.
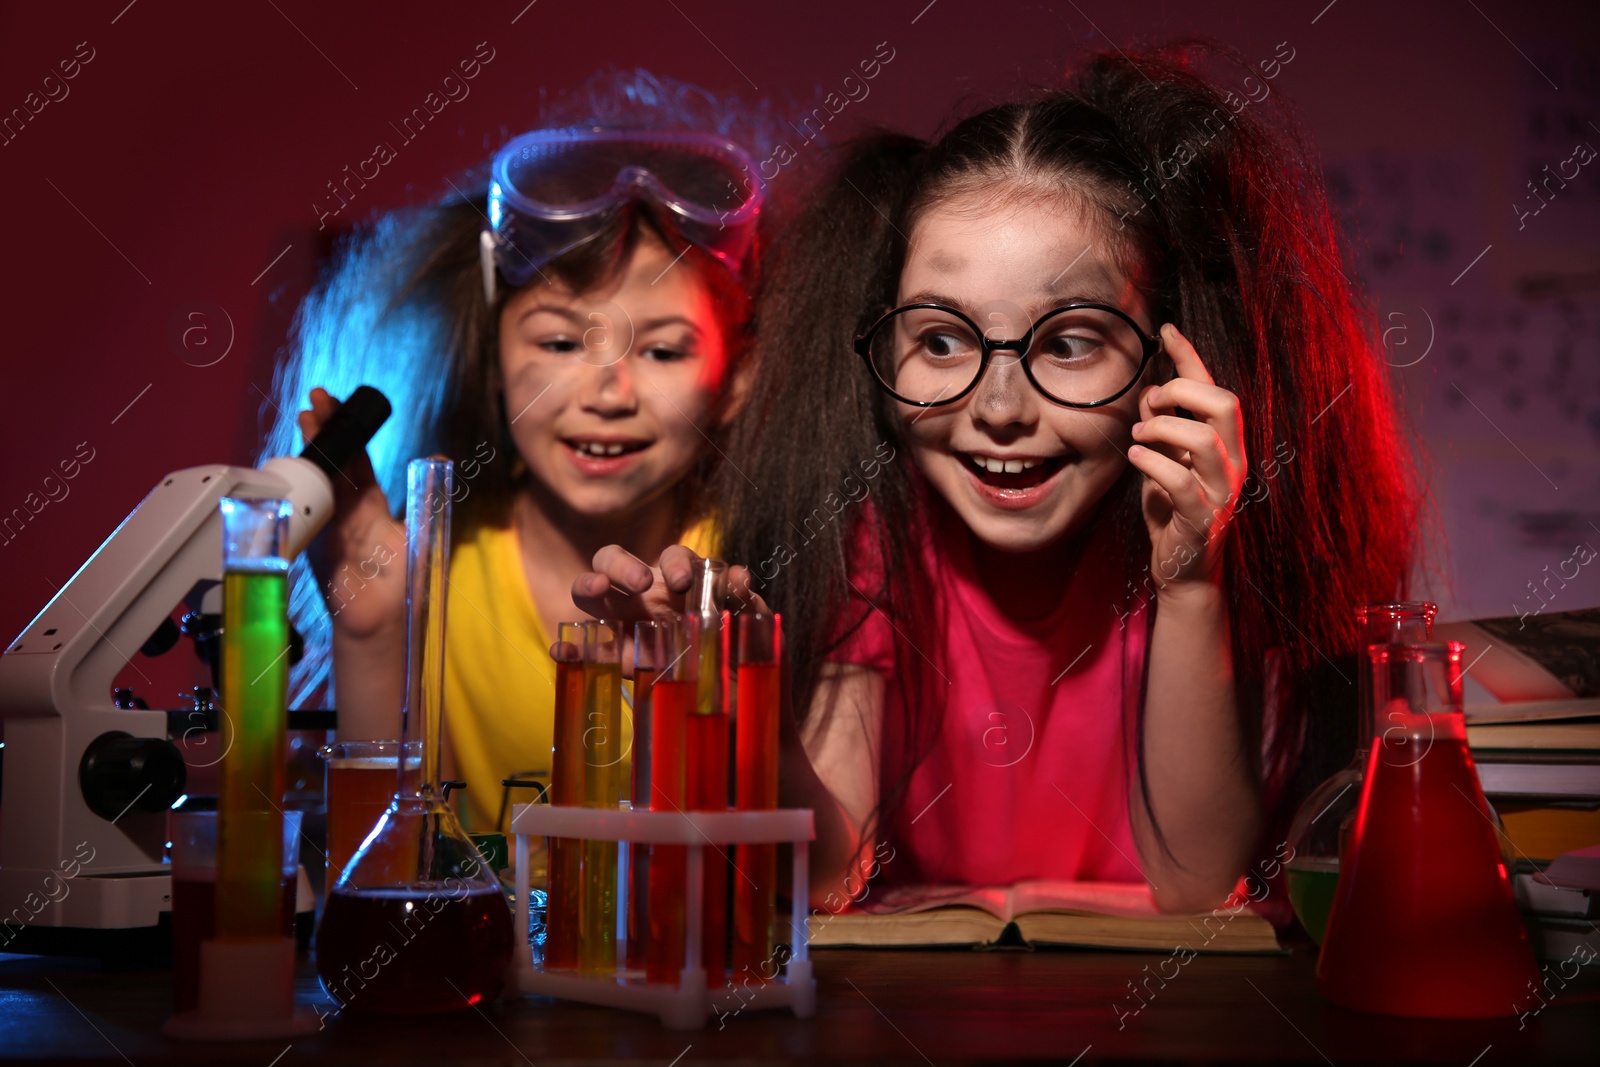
[830,502,1152,888]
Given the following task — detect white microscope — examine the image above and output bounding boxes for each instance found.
[0,387,390,950]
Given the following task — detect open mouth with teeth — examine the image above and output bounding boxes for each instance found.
[564,438,650,459]
[963,452,1066,491]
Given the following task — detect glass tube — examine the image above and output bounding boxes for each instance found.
[214,496,292,942]
[626,620,659,973]
[685,559,731,980]
[579,620,623,975]
[544,622,587,971]
[635,614,697,984]
[732,612,782,978]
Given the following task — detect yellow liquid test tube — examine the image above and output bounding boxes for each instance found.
[579,621,623,976]
[544,624,587,971]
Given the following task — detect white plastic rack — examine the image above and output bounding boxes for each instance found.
[509,803,816,1029]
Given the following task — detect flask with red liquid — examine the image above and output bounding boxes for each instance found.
[1316,641,1539,1018]
[1286,602,1436,944]
[314,459,514,1016]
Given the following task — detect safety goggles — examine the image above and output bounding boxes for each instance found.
[480,127,764,301]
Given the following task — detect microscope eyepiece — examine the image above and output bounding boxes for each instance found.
[297,385,392,484]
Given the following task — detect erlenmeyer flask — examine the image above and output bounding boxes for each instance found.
[1286,602,1435,944]
[314,458,514,1016]
[1316,642,1539,1018]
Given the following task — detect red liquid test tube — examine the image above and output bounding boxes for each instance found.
[732,612,782,979]
[626,664,658,974]
[635,614,698,984]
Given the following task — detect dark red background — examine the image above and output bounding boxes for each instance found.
[2,0,1596,707]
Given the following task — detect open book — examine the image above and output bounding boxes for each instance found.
[808,881,1282,953]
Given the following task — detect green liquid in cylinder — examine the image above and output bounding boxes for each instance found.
[216,563,290,942]
[1286,860,1340,946]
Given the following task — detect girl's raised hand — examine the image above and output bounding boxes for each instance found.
[1126,324,1247,594]
[297,387,408,640]
[572,545,770,623]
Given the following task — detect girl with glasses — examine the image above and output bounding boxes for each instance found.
[585,43,1418,916]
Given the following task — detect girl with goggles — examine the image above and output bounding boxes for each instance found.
[262,71,768,834]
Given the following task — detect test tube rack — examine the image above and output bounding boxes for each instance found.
[509,803,816,1030]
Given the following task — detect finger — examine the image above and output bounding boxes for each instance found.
[591,544,656,594]
[727,565,772,616]
[658,545,703,594]
[1138,377,1245,475]
[1128,443,1214,530]
[1136,386,1186,465]
[309,387,342,422]
[1160,324,1216,387]
[1131,416,1235,506]
[571,572,652,622]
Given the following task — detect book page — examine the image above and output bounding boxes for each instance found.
[1464,697,1600,724]
[1439,608,1600,705]
[1009,880,1161,918]
[857,881,1163,922]
[858,884,1017,922]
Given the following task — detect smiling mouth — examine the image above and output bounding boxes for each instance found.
[564,438,650,458]
[961,452,1067,491]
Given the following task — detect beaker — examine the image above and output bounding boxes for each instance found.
[314,458,514,1016]
[1285,602,1435,943]
[1316,642,1540,1018]
[171,804,304,1012]
[318,740,421,879]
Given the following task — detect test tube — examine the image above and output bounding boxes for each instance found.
[635,614,697,983]
[214,497,293,943]
[544,622,587,970]
[732,612,782,977]
[579,620,624,975]
[684,560,730,980]
[626,621,658,973]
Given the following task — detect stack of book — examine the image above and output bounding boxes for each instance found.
[1510,846,1599,962]
[1440,607,1599,961]
[1437,606,1599,816]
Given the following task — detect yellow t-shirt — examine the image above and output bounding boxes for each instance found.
[442,518,716,831]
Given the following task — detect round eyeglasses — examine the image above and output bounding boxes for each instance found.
[853,302,1160,408]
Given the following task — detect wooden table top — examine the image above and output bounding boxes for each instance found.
[2,945,1597,1065]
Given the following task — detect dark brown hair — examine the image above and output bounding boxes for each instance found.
[716,41,1418,870]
